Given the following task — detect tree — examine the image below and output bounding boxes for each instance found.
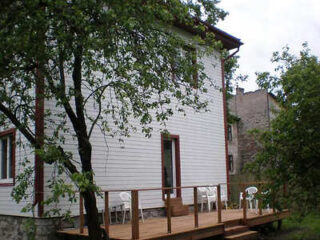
[0,1,228,239]
[224,56,247,124]
[248,43,320,213]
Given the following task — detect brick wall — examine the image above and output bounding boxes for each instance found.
[228,88,278,175]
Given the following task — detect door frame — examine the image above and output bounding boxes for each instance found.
[161,134,181,199]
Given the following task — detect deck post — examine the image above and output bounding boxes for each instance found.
[272,188,276,213]
[217,184,222,223]
[131,190,139,239]
[104,191,109,235]
[79,193,84,234]
[242,184,247,224]
[258,184,262,215]
[166,189,172,233]
[193,187,199,228]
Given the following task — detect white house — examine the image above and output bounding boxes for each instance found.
[0,21,242,239]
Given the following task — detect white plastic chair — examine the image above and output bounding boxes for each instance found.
[119,192,144,224]
[197,187,208,212]
[206,186,217,211]
[101,203,122,225]
[220,188,228,209]
[239,186,258,210]
[197,187,216,212]
[262,191,271,212]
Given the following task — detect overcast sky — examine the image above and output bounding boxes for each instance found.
[216,0,320,92]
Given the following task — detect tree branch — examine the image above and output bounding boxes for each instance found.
[57,146,79,175]
[0,102,36,145]
[88,96,102,139]
[83,82,114,107]
[72,46,87,136]
[45,53,80,135]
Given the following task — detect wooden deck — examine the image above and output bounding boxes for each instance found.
[57,209,290,240]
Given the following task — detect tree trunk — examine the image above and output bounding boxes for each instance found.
[83,190,103,240]
[79,137,104,239]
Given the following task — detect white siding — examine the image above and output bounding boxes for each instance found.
[43,49,227,215]
[0,29,228,217]
[0,126,36,216]
[41,27,227,215]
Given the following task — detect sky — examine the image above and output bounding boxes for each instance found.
[216,0,320,92]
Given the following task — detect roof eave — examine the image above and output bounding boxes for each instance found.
[174,19,243,50]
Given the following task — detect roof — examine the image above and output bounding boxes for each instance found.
[174,19,243,50]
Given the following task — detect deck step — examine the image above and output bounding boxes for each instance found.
[224,219,242,228]
[165,197,182,207]
[225,225,249,236]
[224,230,258,240]
[165,197,189,217]
[171,205,189,217]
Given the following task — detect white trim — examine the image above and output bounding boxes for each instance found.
[0,178,13,184]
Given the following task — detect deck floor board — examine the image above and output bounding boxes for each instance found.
[58,209,287,240]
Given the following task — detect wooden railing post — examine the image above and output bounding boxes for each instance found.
[193,187,199,228]
[104,192,109,235]
[272,188,276,213]
[217,184,222,223]
[166,189,172,233]
[79,193,84,234]
[258,184,262,215]
[242,184,247,224]
[131,190,139,239]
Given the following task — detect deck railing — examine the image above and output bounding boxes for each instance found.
[78,181,286,239]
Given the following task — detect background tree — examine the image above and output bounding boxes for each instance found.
[224,56,247,124]
[248,43,320,213]
[0,0,228,239]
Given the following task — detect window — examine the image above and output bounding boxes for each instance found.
[185,46,198,88]
[227,124,232,141]
[228,155,234,173]
[0,129,15,185]
[172,46,198,88]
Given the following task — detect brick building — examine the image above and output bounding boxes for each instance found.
[227,88,280,176]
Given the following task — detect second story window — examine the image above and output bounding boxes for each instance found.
[227,124,232,141]
[228,155,234,173]
[185,47,198,88]
[171,46,198,88]
[0,129,15,184]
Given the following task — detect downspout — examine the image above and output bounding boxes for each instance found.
[221,47,240,197]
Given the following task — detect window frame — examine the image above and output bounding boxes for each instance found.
[184,46,198,89]
[227,124,232,141]
[228,155,234,173]
[0,129,16,186]
[171,46,198,89]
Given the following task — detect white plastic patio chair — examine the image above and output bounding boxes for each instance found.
[220,188,228,209]
[197,187,208,212]
[101,203,122,225]
[239,186,258,211]
[119,192,144,224]
[262,191,271,212]
[197,187,216,212]
[206,186,218,211]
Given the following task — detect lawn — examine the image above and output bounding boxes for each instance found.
[259,213,320,240]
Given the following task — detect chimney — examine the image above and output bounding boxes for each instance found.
[236,87,244,95]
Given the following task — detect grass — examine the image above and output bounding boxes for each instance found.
[260,212,320,240]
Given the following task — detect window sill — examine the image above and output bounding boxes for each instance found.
[0,179,14,186]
